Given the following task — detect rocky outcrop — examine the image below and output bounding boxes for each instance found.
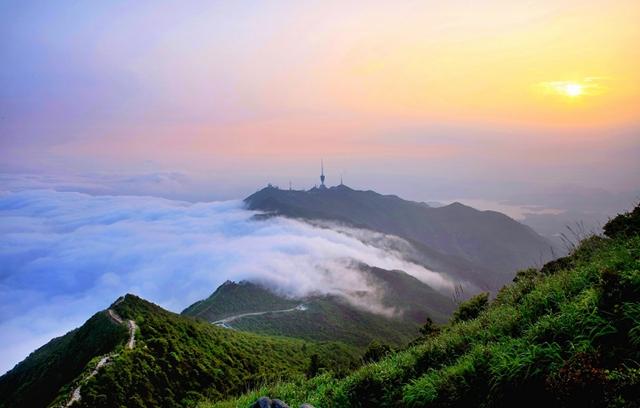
[251,397,315,408]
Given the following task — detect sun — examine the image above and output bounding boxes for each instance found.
[537,79,599,99]
[563,83,583,97]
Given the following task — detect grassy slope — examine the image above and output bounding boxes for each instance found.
[182,281,298,322]
[0,295,360,408]
[203,232,640,407]
[0,312,128,408]
[362,266,455,323]
[73,295,360,408]
[183,267,456,348]
[231,296,418,347]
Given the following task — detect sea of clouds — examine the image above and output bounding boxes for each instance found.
[0,188,450,374]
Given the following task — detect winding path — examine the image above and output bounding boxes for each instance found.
[64,308,137,407]
[213,304,307,329]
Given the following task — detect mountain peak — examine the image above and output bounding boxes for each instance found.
[244,185,554,289]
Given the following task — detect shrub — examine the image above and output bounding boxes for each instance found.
[418,317,440,338]
[603,204,640,238]
[545,352,608,408]
[362,341,392,363]
[451,292,489,323]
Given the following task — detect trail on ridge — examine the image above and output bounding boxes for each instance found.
[63,308,136,407]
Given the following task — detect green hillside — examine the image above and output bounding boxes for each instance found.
[230,295,418,347]
[182,280,298,322]
[0,311,128,408]
[361,266,455,323]
[0,295,360,408]
[202,205,640,408]
[183,266,456,347]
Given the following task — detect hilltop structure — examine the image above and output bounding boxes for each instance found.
[319,160,326,189]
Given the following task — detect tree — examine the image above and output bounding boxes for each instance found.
[419,317,440,337]
[603,204,640,238]
[451,292,489,323]
[306,354,320,378]
[362,341,391,363]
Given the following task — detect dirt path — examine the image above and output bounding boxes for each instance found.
[63,308,137,407]
[213,304,307,329]
[126,320,137,349]
[65,355,111,407]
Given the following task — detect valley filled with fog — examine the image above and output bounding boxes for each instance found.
[0,188,451,374]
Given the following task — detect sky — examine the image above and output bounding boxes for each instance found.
[0,0,639,374]
[0,0,638,197]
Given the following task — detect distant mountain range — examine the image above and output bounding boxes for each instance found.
[245,184,556,291]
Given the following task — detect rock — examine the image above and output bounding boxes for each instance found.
[253,397,272,408]
[251,396,310,408]
[272,399,290,408]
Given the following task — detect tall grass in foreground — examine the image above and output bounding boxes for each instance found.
[202,206,640,408]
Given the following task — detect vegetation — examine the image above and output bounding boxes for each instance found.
[182,281,298,322]
[0,295,360,408]
[604,204,640,238]
[418,318,440,338]
[4,207,638,408]
[362,341,392,364]
[74,295,360,407]
[0,311,127,408]
[230,296,419,348]
[184,266,455,349]
[202,205,640,408]
[450,292,489,323]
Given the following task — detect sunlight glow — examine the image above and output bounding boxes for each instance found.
[564,83,583,97]
[538,78,607,100]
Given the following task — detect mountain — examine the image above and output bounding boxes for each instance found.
[0,310,128,408]
[5,205,637,408]
[200,205,640,408]
[0,295,360,408]
[182,265,457,347]
[245,185,556,290]
[182,280,299,322]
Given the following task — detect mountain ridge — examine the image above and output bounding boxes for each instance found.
[0,294,360,408]
[181,265,457,347]
[245,184,556,290]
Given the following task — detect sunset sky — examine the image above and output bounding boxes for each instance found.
[1,0,639,201]
[1,0,640,376]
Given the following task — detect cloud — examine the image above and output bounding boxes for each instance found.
[0,188,449,374]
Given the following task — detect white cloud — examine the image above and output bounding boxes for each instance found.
[0,188,449,374]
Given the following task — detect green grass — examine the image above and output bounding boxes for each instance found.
[0,311,128,408]
[231,296,419,348]
[0,295,361,408]
[182,281,298,322]
[202,226,640,407]
[73,295,361,408]
[183,266,456,349]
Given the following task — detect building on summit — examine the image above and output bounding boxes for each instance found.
[319,160,327,189]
